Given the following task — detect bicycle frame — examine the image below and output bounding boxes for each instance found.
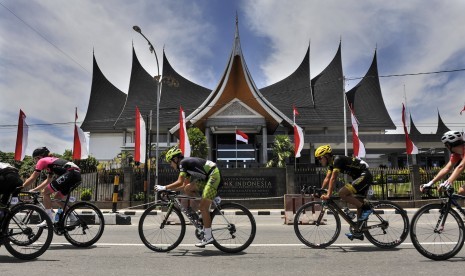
[434,191,465,233]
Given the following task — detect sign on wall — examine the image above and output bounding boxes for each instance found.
[218,176,277,198]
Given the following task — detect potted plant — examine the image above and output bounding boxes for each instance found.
[80,188,93,201]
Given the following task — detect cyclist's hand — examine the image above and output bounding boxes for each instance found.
[320,194,330,200]
[420,181,434,193]
[154,185,166,191]
[438,180,451,192]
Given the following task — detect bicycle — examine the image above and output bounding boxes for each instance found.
[293,186,409,249]
[138,190,256,253]
[18,183,105,247]
[0,187,53,260]
[410,186,465,260]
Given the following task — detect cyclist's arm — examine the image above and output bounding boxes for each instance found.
[426,161,454,186]
[321,170,331,189]
[446,158,465,184]
[321,170,338,199]
[165,173,187,191]
[22,171,41,188]
[31,174,53,192]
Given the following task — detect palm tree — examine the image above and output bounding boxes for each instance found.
[266,135,293,168]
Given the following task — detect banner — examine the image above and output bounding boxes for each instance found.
[134,106,146,163]
[179,106,191,157]
[73,109,88,160]
[294,123,304,158]
[236,129,248,144]
[402,103,418,155]
[14,109,28,161]
[350,107,366,158]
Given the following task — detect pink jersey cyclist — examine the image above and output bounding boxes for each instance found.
[34,157,81,195]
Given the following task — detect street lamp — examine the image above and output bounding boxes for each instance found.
[133,25,161,199]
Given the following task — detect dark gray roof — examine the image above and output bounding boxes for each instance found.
[436,111,451,135]
[409,115,422,137]
[345,50,395,131]
[81,54,127,132]
[159,51,211,129]
[261,43,347,129]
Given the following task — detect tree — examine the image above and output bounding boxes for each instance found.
[266,135,294,168]
[188,127,208,159]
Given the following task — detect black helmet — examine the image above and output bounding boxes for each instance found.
[32,147,50,158]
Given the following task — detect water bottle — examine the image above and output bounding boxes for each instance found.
[344,207,355,220]
[55,208,63,223]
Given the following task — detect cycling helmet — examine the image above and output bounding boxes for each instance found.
[315,145,332,158]
[165,146,183,163]
[32,147,50,158]
[441,131,464,147]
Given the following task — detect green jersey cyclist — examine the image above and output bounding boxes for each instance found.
[155,146,223,247]
[315,144,373,240]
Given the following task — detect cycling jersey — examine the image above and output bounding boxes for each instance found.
[35,157,80,175]
[328,155,369,179]
[450,145,464,169]
[178,157,223,200]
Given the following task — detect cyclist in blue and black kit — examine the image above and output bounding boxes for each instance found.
[315,144,373,240]
[155,146,223,247]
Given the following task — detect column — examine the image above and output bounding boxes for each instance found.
[261,126,267,164]
[205,127,212,160]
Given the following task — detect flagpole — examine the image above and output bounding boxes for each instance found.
[343,77,347,156]
[235,126,238,168]
[293,106,296,170]
[403,85,410,167]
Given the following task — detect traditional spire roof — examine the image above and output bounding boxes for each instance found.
[81,53,126,132]
[113,47,158,130]
[409,114,422,138]
[171,17,290,135]
[436,110,451,135]
[346,50,395,131]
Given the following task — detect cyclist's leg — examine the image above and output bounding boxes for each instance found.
[196,170,220,247]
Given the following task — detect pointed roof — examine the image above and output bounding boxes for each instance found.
[409,114,422,138]
[436,111,451,135]
[171,17,291,135]
[113,47,158,130]
[81,53,127,132]
[346,50,395,130]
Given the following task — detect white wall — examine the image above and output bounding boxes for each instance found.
[88,133,124,160]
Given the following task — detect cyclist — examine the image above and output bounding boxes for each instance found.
[0,162,23,219]
[421,130,465,195]
[315,144,373,240]
[155,146,223,247]
[22,147,81,225]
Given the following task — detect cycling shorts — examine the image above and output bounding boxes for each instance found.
[49,170,82,195]
[195,167,222,200]
[345,170,372,195]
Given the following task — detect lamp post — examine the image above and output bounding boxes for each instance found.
[133,25,161,196]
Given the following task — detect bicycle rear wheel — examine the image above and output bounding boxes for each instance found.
[363,201,409,249]
[63,202,105,247]
[2,204,53,260]
[210,202,256,253]
[293,201,341,248]
[138,203,186,252]
[410,203,465,260]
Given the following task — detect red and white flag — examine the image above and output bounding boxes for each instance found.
[350,106,366,158]
[236,129,248,144]
[73,109,88,160]
[179,106,191,157]
[460,104,465,115]
[402,103,418,155]
[14,109,28,161]
[293,105,299,117]
[134,106,146,163]
[294,123,304,158]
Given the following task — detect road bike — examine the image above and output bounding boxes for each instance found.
[138,190,256,253]
[410,186,465,260]
[0,187,53,260]
[294,186,409,249]
[18,183,105,247]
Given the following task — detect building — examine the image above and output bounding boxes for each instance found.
[82,19,452,168]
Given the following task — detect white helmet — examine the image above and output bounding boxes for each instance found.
[441,131,464,147]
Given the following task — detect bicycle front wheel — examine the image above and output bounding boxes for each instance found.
[364,201,409,249]
[63,202,105,247]
[410,203,465,260]
[294,201,341,248]
[211,202,256,253]
[2,204,53,260]
[138,203,186,252]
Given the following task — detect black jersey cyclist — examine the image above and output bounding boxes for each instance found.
[155,146,223,247]
[0,162,23,219]
[421,130,465,195]
[315,144,373,240]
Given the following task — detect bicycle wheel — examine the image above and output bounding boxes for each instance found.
[138,203,186,252]
[210,202,256,253]
[294,201,341,248]
[363,200,409,249]
[2,204,53,260]
[410,203,465,260]
[63,202,105,247]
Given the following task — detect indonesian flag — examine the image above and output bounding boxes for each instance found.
[294,123,304,158]
[350,106,366,158]
[236,129,248,144]
[14,109,28,161]
[460,104,465,115]
[402,103,418,155]
[179,106,191,157]
[73,109,88,160]
[134,106,146,163]
[293,105,299,117]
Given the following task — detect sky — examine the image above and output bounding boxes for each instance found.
[1,0,464,157]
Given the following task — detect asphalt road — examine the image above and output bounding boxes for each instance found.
[1,214,464,276]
